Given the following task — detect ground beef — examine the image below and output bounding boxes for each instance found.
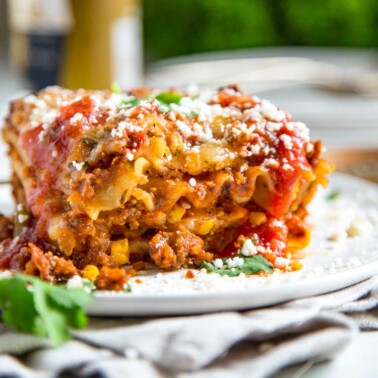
[26,243,77,282]
[149,227,213,269]
[95,266,134,291]
[0,214,13,242]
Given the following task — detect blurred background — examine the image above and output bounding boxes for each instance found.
[0,0,377,181]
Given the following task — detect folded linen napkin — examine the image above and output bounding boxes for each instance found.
[0,276,377,378]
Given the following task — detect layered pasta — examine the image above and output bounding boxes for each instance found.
[0,85,331,289]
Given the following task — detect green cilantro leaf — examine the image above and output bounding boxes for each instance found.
[0,275,92,347]
[155,92,183,105]
[326,189,341,201]
[239,255,274,275]
[122,98,142,107]
[111,81,122,94]
[201,255,273,277]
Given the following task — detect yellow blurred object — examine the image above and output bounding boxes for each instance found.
[62,0,142,89]
[82,265,100,282]
[111,239,130,265]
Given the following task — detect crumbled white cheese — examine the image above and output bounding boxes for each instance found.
[125,152,134,161]
[279,134,293,150]
[274,257,290,269]
[262,145,271,155]
[250,144,261,155]
[66,275,83,289]
[111,121,142,138]
[286,122,310,142]
[189,178,197,187]
[226,258,237,269]
[17,214,28,224]
[70,112,83,124]
[213,259,224,269]
[259,100,286,122]
[233,256,244,267]
[282,163,294,171]
[225,256,245,269]
[176,120,193,139]
[242,108,263,122]
[266,122,282,133]
[72,161,85,171]
[23,94,38,104]
[240,239,258,256]
[264,158,279,168]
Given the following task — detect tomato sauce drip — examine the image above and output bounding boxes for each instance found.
[270,125,311,217]
[219,123,311,259]
[20,96,98,215]
[218,217,288,258]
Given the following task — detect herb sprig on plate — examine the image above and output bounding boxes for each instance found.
[0,274,92,346]
[201,254,273,277]
[326,189,342,201]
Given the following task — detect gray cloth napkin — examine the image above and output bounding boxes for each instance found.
[0,276,377,378]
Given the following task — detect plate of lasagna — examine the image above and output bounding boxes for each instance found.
[0,84,377,315]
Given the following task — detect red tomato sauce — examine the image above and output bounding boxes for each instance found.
[270,125,311,217]
[218,217,288,258]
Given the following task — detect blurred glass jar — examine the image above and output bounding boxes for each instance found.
[7,0,73,90]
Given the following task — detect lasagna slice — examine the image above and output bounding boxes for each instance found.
[0,85,331,289]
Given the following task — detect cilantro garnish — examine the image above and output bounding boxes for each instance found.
[111,81,122,94]
[0,275,92,346]
[155,92,183,105]
[326,189,341,201]
[122,98,142,107]
[154,92,184,113]
[201,255,273,277]
[118,91,195,116]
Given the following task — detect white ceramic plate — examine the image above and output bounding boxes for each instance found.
[0,173,377,316]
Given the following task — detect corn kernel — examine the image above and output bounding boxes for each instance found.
[197,218,216,235]
[167,205,186,224]
[290,261,303,271]
[82,265,99,282]
[249,212,267,227]
[111,239,129,265]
